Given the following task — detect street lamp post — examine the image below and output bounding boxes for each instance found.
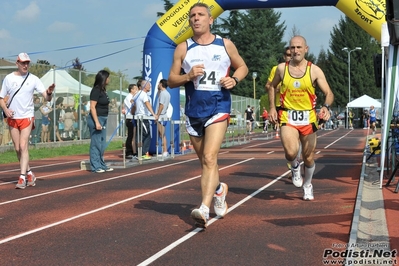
[252,72,257,99]
[342,47,362,129]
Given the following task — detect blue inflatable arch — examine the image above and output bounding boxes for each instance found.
[143,0,385,153]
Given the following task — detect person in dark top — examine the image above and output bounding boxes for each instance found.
[87,70,114,173]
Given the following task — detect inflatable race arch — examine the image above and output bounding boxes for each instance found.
[143,0,386,153]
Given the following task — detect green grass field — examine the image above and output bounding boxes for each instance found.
[1,141,123,164]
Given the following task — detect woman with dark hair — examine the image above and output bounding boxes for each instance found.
[87,70,113,173]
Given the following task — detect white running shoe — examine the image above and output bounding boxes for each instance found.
[213,182,228,217]
[291,166,303,188]
[27,171,36,187]
[303,184,314,201]
[191,208,209,228]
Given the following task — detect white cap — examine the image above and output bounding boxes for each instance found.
[17,53,31,62]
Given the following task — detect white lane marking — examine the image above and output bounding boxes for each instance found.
[0,169,84,186]
[0,158,196,206]
[137,168,290,266]
[0,158,254,244]
[0,159,83,174]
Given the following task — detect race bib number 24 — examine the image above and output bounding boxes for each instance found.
[194,70,222,91]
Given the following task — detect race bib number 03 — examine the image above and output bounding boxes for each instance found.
[288,110,310,126]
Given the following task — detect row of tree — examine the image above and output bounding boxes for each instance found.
[157,1,381,110]
[212,10,380,110]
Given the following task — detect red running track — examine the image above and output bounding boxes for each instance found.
[0,129,380,265]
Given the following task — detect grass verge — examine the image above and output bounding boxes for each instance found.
[1,141,123,164]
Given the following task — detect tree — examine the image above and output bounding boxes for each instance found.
[28,59,52,78]
[68,57,90,87]
[216,9,286,99]
[323,16,380,109]
[157,0,174,17]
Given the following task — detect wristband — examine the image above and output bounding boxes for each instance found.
[322,104,329,109]
[232,77,239,86]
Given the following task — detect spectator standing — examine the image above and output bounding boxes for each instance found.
[244,105,253,134]
[87,70,114,173]
[122,84,139,159]
[40,100,52,143]
[78,96,89,139]
[31,96,42,144]
[156,79,171,158]
[362,109,369,129]
[262,107,269,133]
[0,52,55,189]
[135,79,158,159]
[49,97,65,142]
[349,109,354,129]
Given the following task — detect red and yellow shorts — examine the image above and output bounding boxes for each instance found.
[278,109,318,135]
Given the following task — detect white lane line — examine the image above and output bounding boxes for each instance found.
[0,159,83,174]
[0,158,196,206]
[138,168,290,266]
[0,169,84,186]
[324,131,352,149]
[0,158,253,245]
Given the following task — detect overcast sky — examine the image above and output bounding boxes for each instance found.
[0,1,342,80]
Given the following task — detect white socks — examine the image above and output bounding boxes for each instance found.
[200,203,210,219]
[304,163,315,187]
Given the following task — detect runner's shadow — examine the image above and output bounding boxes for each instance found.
[134,200,196,228]
[229,187,298,201]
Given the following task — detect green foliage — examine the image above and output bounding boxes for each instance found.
[323,16,381,109]
[1,141,123,164]
[29,60,53,78]
[215,9,286,99]
[157,0,174,17]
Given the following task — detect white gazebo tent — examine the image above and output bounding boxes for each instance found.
[40,69,92,106]
[347,94,382,109]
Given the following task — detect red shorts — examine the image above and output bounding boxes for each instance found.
[7,117,35,131]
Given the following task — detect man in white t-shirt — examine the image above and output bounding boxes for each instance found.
[135,79,158,159]
[0,52,55,189]
[156,79,171,157]
[122,84,138,158]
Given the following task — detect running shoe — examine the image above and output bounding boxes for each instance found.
[191,208,209,228]
[27,171,36,187]
[162,152,169,158]
[303,184,314,200]
[214,182,228,217]
[291,165,303,188]
[95,169,105,173]
[105,168,114,172]
[15,176,26,189]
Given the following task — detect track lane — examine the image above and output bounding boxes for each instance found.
[0,129,368,265]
